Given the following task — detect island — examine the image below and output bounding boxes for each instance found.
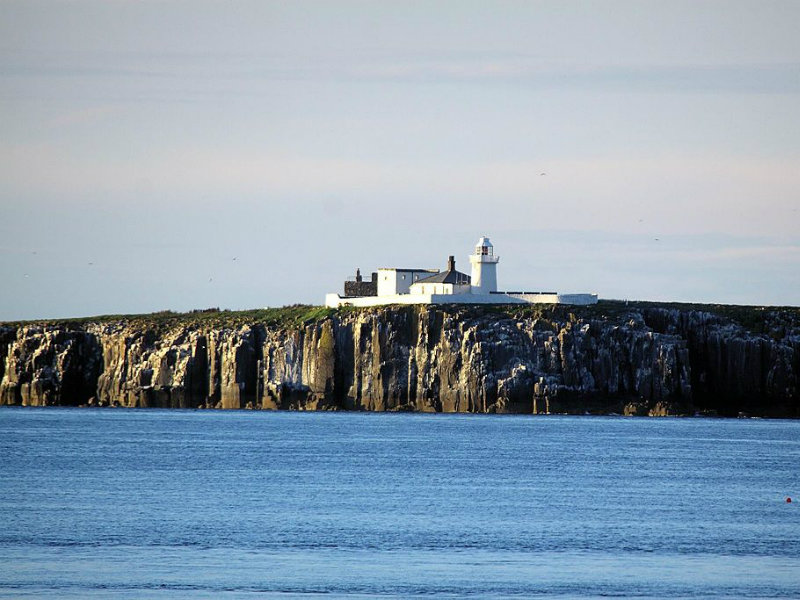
[1,301,797,417]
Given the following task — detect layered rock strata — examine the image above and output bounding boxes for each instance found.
[1,303,797,417]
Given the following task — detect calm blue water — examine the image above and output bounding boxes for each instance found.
[0,408,798,599]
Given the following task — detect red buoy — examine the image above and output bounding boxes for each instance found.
[787,497,793,503]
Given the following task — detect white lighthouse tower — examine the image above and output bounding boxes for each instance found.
[469,236,500,294]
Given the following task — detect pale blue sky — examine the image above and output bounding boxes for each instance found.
[1,1,799,320]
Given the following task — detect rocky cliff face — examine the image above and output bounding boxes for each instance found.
[1,303,797,417]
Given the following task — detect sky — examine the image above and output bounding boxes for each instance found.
[1,0,799,320]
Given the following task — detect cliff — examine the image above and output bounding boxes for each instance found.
[1,302,798,417]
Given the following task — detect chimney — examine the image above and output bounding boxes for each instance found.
[356,268,362,282]
[447,255,455,271]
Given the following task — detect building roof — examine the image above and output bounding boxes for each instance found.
[415,270,471,285]
[414,256,471,285]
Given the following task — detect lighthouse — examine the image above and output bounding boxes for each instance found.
[469,236,500,294]
[325,232,599,307]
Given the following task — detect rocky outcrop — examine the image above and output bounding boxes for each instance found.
[641,307,799,417]
[0,303,797,417]
[0,325,101,407]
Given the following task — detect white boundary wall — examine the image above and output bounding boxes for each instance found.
[325,292,598,308]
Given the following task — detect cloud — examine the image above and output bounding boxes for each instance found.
[4,47,800,96]
[345,59,800,95]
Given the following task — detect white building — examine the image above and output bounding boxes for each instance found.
[376,268,439,296]
[325,236,598,308]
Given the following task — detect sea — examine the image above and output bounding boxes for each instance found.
[0,408,798,599]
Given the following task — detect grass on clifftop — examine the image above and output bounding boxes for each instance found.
[3,300,798,336]
[1,305,347,331]
[486,300,800,335]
